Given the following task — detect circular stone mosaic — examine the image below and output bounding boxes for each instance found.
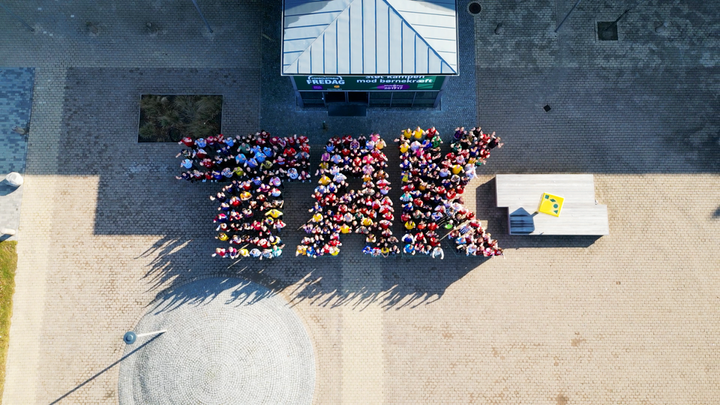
[118,278,315,405]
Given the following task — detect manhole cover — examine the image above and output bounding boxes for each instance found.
[543,104,552,112]
[597,21,618,41]
[468,2,482,15]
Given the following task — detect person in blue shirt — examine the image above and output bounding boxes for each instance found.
[403,244,415,255]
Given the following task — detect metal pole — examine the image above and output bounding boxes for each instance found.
[190,0,213,34]
[0,3,35,32]
[135,329,167,338]
[554,0,583,33]
[123,329,167,344]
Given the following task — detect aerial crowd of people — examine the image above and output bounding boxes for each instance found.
[175,131,311,259]
[296,134,399,258]
[396,126,504,258]
[174,126,504,259]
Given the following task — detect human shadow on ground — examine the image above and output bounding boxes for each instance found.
[138,233,490,313]
[144,271,278,314]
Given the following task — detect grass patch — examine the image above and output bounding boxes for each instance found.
[139,95,223,142]
[0,241,17,402]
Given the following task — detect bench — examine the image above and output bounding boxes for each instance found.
[495,174,609,236]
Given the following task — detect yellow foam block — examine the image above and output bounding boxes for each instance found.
[538,193,564,217]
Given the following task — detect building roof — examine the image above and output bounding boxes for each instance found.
[282,0,458,76]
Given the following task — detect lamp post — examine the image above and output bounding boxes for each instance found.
[123,329,167,345]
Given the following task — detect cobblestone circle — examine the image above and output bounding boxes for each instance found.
[118,278,315,405]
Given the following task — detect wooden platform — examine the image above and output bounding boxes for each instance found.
[495,174,610,235]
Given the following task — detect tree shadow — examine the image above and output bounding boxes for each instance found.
[49,334,163,405]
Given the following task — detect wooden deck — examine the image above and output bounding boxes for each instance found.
[495,174,610,236]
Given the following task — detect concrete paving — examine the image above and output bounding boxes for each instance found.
[1,0,719,404]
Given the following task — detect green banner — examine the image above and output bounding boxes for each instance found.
[293,75,445,91]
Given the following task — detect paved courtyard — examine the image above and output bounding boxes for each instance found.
[1,0,719,404]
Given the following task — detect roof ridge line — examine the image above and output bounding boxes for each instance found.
[285,0,356,73]
[382,0,456,73]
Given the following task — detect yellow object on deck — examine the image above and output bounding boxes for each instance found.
[538,193,564,217]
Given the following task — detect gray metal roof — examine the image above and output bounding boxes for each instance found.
[282,0,458,75]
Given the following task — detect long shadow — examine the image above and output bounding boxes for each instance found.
[144,274,281,314]
[0,182,21,197]
[138,233,487,312]
[49,334,163,405]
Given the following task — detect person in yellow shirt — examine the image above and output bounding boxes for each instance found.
[265,209,283,219]
[374,135,386,149]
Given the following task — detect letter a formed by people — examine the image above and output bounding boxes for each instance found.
[296,134,398,258]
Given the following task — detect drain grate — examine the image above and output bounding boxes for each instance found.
[597,21,618,41]
[543,104,551,112]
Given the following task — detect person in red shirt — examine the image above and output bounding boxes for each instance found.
[180,136,195,147]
